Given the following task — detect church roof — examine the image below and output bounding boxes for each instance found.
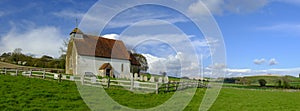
[99,63,112,70]
[73,34,130,60]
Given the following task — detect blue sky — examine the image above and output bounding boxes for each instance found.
[0,0,300,77]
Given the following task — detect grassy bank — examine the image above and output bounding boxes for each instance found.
[1,74,300,110]
[0,75,89,110]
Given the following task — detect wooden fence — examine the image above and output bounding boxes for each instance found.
[0,68,207,94]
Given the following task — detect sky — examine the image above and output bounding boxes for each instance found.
[0,0,300,77]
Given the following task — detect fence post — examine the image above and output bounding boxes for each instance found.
[130,76,133,90]
[43,70,46,79]
[81,75,84,85]
[29,70,32,77]
[174,82,177,90]
[166,82,169,92]
[156,82,159,94]
[59,74,62,82]
[107,77,110,88]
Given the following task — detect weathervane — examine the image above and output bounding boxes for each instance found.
[75,18,78,28]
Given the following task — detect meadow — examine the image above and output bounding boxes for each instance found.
[0,75,89,110]
[1,74,300,110]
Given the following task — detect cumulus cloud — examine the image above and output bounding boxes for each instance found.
[142,52,201,78]
[187,0,269,16]
[0,26,65,58]
[269,58,278,65]
[102,32,219,78]
[257,24,300,36]
[227,68,251,73]
[102,34,120,40]
[253,58,266,65]
[225,67,300,77]
[253,58,279,66]
[53,10,84,19]
[188,0,224,16]
[224,0,269,14]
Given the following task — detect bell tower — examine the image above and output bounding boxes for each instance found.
[70,19,83,39]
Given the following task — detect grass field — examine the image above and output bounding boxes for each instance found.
[1,74,300,110]
[0,75,89,110]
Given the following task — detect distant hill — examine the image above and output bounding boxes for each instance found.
[224,74,300,86]
[0,62,64,72]
[0,62,33,69]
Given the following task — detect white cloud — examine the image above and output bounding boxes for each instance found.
[227,68,251,73]
[102,34,120,40]
[223,66,300,77]
[188,0,224,16]
[104,32,220,78]
[0,26,65,58]
[258,24,300,36]
[104,8,188,28]
[187,0,269,16]
[224,0,269,14]
[53,10,84,19]
[142,52,200,77]
[253,58,266,65]
[269,58,278,65]
[253,58,278,66]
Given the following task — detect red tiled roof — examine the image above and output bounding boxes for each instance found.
[99,63,112,70]
[73,34,130,60]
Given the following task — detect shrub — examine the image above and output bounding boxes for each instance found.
[258,79,267,87]
[282,76,290,88]
[275,79,282,87]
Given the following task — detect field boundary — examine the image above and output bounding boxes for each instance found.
[0,68,207,94]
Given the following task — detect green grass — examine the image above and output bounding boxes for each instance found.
[0,75,89,110]
[1,74,300,110]
[105,88,174,109]
[210,88,300,111]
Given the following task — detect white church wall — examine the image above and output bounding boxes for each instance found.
[76,55,130,77]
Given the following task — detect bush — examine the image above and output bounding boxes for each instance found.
[275,79,282,87]
[258,79,267,87]
[282,76,290,88]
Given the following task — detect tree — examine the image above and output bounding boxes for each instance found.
[59,38,69,55]
[282,76,290,88]
[13,48,22,54]
[1,53,11,58]
[275,79,282,87]
[160,71,167,77]
[132,53,148,72]
[258,79,267,87]
[40,55,53,61]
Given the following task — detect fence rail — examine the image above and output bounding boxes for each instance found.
[0,68,207,94]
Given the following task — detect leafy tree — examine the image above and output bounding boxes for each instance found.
[1,49,65,69]
[160,71,167,77]
[13,48,22,54]
[258,79,267,87]
[132,53,148,72]
[282,76,290,88]
[275,79,282,87]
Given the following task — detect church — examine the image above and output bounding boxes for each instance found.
[65,27,140,77]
